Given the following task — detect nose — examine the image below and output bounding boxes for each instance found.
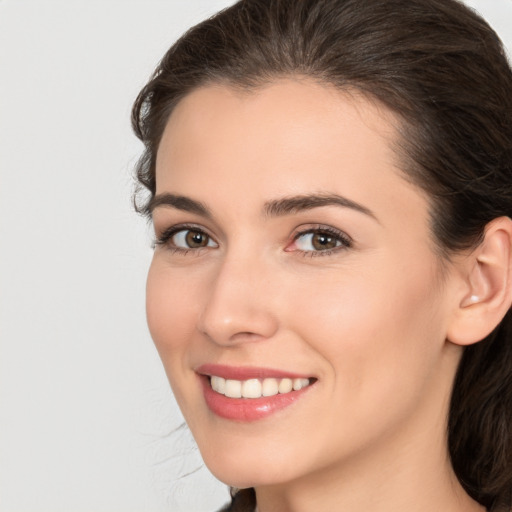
[197,252,279,346]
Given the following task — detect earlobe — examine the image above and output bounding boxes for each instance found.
[460,294,480,307]
[459,257,490,308]
[447,216,512,346]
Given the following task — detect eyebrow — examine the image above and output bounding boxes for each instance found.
[263,193,378,221]
[147,193,212,218]
[148,192,377,222]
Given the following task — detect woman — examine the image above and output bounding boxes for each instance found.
[132,0,512,511]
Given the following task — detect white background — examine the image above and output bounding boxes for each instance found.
[0,1,511,511]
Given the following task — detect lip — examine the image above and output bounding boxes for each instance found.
[196,363,312,380]
[196,364,315,422]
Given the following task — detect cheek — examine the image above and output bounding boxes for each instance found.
[284,261,446,408]
[146,257,200,364]
[146,257,210,421]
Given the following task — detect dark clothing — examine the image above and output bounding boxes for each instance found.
[218,488,256,512]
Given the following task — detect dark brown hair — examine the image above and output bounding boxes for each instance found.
[132,0,512,509]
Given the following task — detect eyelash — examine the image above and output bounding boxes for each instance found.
[153,224,352,256]
[290,225,352,257]
[154,223,216,255]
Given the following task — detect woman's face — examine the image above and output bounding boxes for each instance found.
[147,80,462,488]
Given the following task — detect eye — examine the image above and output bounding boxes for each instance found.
[288,227,352,255]
[155,226,218,251]
[173,229,216,249]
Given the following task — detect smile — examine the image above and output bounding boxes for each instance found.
[210,376,312,398]
[197,365,316,421]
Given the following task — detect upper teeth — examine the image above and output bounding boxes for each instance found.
[210,376,311,399]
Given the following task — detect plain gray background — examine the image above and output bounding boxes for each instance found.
[1,1,511,511]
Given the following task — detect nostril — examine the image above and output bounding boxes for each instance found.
[197,308,279,346]
[229,331,269,343]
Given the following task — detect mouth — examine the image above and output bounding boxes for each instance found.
[209,375,313,398]
[196,364,316,422]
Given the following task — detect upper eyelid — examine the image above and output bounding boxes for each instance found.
[292,224,352,241]
[153,215,222,239]
[154,222,352,248]
[155,223,217,246]
[155,222,212,236]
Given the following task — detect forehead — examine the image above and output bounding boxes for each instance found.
[157,79,400,162]
[155,79,428,226]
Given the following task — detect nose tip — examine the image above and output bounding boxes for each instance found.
[198,312,278,346]
[196,262,279,346]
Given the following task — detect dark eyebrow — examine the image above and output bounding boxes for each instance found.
[147,192,377,222]
[146,193,212,218]
[263,193,378,221]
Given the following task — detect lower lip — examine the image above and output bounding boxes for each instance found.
[200,376,313,422]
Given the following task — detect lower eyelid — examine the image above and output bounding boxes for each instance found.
[299,248,340,258]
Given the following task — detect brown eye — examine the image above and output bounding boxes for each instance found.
[185,230,209,248]
[292,228,351,254]
[169,228,217,250]
[311,233,338,250]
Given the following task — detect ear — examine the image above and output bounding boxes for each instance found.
[447,216,512,346]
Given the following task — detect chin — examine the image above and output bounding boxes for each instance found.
[201,447,299,489]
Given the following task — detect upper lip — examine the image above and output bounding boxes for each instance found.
[196,364,313,381]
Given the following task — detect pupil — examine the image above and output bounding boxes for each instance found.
[186,230,207,247]
[313,233,336,250]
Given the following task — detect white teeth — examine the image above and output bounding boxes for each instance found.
[241,379,262,398]
[224,379,242,398]
[293,378,307,391]
[211,376,226,394]
[210,376,311,398]
[278,378,293,394]
[262,378,279,397]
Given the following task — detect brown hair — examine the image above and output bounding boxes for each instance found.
[132,0,512,509]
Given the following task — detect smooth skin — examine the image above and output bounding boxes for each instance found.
[147,79,511,512]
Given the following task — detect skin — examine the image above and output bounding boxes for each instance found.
[147,79,486,512]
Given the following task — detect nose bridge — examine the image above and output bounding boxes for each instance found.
[197,245,279,345]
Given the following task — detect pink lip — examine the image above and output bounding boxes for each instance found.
[196,364,311,380]
[196,364,315,422]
